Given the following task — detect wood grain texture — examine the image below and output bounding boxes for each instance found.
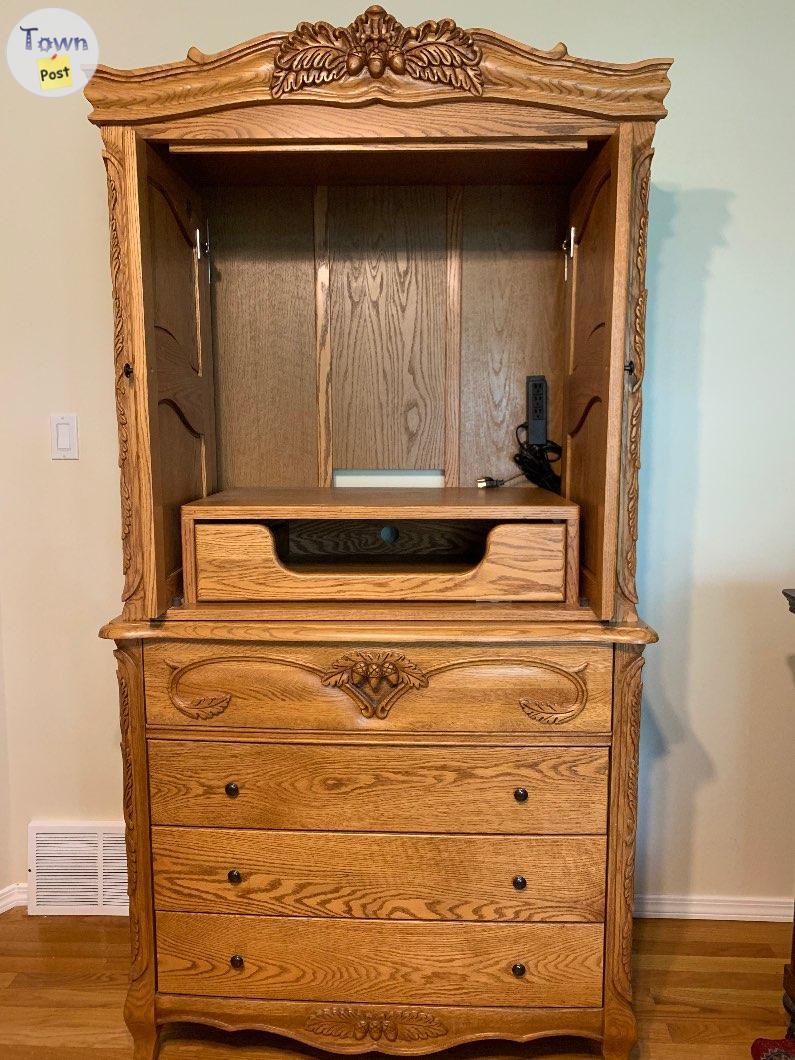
[138,145,217,610]
[183,486,576,520]
[148,741,609,834]
[615,123,655,624]
[602,644,645,1059]
[2,908,789,1059]
[152,828,606,922]
[191,521,568,602]
[314,186,333,487]
[113,641,159,1059]
[207,185,318,489]
[85,17,671,125]
[459,185,567,487]
[444,185,463,485]
[563,131,631,619]
[328,185,446,471]
[143,641,613,734]
[155,913,604,1008]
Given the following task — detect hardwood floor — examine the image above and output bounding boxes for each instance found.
[0,908,789,1058]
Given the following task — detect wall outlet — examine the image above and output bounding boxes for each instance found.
[50,414,78,459]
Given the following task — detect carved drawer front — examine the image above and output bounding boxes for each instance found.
[156,912,604,1008]
[152,828,607,922]
[148,742,608,834]
[144,642,612,733]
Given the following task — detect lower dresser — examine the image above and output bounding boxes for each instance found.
[114,635,646,1058]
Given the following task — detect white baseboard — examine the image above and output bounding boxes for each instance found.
[635,893,793,922]
[0,884,27,914]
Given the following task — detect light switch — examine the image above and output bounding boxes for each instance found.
[50,414,79,460]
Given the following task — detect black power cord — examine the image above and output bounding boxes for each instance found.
[478,423,562,493]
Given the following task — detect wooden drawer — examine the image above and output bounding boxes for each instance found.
[152,828,607,922]
[156,912,604,1007]
[148,742,608,834]
[189,521,570,602]
[144,642,612,734]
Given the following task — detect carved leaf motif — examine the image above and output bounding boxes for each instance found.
[518,663,589,724]
[403,19,483,95]
[306,1006,447,1042]
[321,650,429,719]
[271,21,349,97]
[271,6,482,98]
[165,661,232,720]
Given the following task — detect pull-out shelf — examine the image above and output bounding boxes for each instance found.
[181,487,579,604]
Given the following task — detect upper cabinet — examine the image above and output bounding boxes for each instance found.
[90,8,670,622]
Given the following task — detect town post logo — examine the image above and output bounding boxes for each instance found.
[6,8,98,97]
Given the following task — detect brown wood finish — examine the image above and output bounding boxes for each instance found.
[89,10,669,1057]
[2,909,790,1059]
[148,741,609,834]
[207,185,318,489]
[562,131,630,619]
[459,185,567,487]
[328,185,447,472]
[191,521,569,602]
[155,913,604,1008]
[143,641,613,734]
[152,828,606,922]
[138,146,217,611]
[114,641,157,1060]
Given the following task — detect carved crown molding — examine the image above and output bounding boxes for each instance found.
[272,6,482,98]
[85,8,671,124]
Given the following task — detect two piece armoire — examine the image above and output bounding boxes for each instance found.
[87,9,671,1058]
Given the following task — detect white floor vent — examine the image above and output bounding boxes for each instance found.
[28,822,128,915]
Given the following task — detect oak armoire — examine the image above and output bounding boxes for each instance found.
[86,8,671,1058]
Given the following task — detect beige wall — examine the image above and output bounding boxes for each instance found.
[1,0,793,905]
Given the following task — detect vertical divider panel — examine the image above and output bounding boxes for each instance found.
[314,185,332,487]
[444,186,463,487]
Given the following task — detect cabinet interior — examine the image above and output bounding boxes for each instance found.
[143,134,625,616]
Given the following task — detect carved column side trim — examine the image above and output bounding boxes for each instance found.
[603,643,645,1058]
[102,131,145,618]
[615,125,655,623]
[114,642,158,1057]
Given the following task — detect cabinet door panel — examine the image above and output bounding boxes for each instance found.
[563,130,631,619]
[137,143,216,614]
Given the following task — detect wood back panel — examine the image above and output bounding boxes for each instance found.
[152,827,606,923]
[328,185,447,471]
[144,640,613,734]
[207,186,318,488]
[460,185,567,487]
[148,741,608,833]
[138,145,217,612]
[156,912,604,1007]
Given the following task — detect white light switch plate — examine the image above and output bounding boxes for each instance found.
[50,414,79,460]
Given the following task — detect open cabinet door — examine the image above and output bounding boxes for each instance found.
[563,132,631,620]
[136,143,217,615]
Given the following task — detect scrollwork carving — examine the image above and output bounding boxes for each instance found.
[114,647,141,978]
[518,662,589,724]
[306,1005,448,1042]
[271,5,483,98]
[322,649,429,718]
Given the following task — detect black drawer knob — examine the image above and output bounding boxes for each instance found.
[513,787,529,802]
[225,782,239,798]
[230,954,245,970]
[227,869,242,885]
[511,963,526,978]
[512,875,527,891]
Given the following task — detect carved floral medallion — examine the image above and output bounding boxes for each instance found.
[321,649,429,718]
[306,1005,448,1042]
[271,5,483,98]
